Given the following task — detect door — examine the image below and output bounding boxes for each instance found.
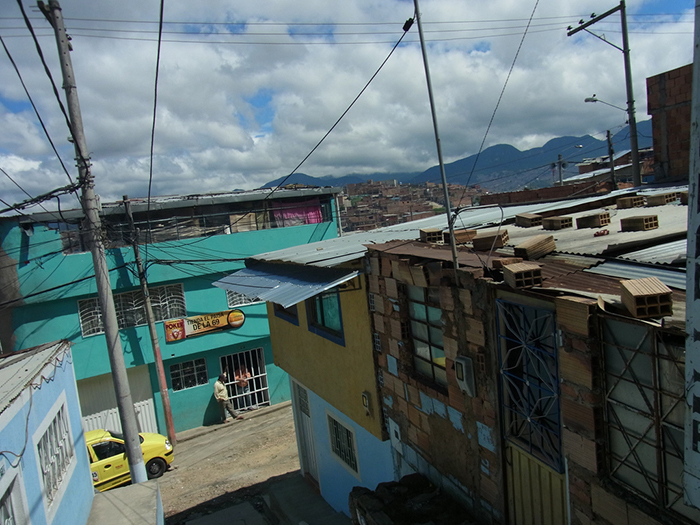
[88,439,131,491]
[496,299,568,525]
[293,381,319,485]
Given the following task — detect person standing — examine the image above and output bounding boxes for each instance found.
[214,372,244,423]
[234,364,258,410]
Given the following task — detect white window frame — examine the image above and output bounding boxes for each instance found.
[225,290,262,309]
[33,392,76,520]
[78,283,186,337]
[326,411,360,478]
[170,358,209,392]
[0,468,29,525]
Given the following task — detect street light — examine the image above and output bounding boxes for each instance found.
[584,95,627,113]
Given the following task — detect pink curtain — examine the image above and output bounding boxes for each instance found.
[271,198,323,226]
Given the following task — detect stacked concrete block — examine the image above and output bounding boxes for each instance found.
[420,228,443,244]
[472,229,509,251]
[502,262,542,288]
[620,215,659,232]
[645,192,677,206]
[444,228,477,245]
[513,234,556,260]
[576,212,611,229]
[542,216,573,230]
[616,196,644,209]
[515,213,542,227]
[620,276,673,318]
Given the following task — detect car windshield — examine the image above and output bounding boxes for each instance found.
[106,430,144,443]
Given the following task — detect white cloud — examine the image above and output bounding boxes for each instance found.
[0,0,693,211]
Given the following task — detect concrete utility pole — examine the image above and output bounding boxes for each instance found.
[412,0,460,278]
[567,0,641,187]
[123,196,176,446]
[607,130,618,190]
[40,0,147,483]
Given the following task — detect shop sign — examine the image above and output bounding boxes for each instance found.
[165,309,245,342]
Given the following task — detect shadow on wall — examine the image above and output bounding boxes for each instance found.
[203,395,222,426]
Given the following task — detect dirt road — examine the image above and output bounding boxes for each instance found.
[160,403,300,522]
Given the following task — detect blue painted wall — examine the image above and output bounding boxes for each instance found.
[0,348,94,525]
[306,387,394,516]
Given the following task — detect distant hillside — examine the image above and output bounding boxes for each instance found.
[259,120,652,191]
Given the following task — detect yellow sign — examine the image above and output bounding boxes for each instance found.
[165,309,245,342]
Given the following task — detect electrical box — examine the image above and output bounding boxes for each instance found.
[455,356,476,397]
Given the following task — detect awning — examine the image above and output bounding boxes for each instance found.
[213,262,359,308]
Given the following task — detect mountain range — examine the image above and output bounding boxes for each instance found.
[261,119,652,192]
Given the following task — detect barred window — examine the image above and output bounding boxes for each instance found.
[37,405,74,504]
[78,284,186,337]
[373,332,382,353]
[226,290,261,309]
[368,293,376,312]
[327,414,358,473]
[170,358,208,391]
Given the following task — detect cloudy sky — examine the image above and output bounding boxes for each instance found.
[0,0,694,213]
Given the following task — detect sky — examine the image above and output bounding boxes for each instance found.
[0,0,695,213]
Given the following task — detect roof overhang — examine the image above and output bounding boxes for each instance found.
[213,262,359,308]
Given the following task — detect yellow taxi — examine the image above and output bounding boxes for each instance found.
[85,429,174,491]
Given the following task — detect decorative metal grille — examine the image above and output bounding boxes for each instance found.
[602,316,700,522]
[78,283,186,336]
[37,405,74,503]
[328,414,358,472]
[170,358,208,391]
[0,481,17,525]
[226,290,261,309]
[497,299,562,472]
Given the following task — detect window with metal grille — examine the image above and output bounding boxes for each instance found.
[37,405,74,504]
[306,289,344,345]
[220,348,270,411]
[170,358,208,391]
[226,290,261,309]
[0,479,21,525]
[602,318,700,523]
[368,293,376,312]
[373,332,382,353]
[327,414,358,473]
[407,285,446,386]
[78,283,186,336]
[496,300,562,472]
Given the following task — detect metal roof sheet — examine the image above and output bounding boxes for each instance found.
[252,188,649,268]
[585,261,686,290]
[213,262,358,308]
[618,239,686,265]
[0,341,70,416]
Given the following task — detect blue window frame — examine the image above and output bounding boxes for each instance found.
[306,288,344,345]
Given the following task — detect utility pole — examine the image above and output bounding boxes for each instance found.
[557,154,563,185]
[123,196,177,446]
[567,0,641,187]
[607,130,618,190]
[411,0,459,278]
[40,0,147,483]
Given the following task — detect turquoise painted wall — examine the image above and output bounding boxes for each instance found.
[1,202,338,432]
[306,386,394,516]
[0,348,94,525]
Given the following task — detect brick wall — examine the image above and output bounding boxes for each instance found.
[646,63,692,181]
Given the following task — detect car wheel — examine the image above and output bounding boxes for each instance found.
[146,458,167,479]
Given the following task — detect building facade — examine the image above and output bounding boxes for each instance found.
[0,188,340,433]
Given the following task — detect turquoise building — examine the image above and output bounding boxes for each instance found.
[0,188,340,433]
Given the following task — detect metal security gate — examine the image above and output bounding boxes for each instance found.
[220,347,270,410]
[496,299,567,525]
[602,316,700,523]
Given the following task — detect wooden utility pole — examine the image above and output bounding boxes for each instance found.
[40,0,147,483]
[123,196,177,446]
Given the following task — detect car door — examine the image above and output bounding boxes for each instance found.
[90,439,131,491]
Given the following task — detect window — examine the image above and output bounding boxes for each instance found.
[273,302,299,325]
[170,358,208,391]
[327,414,358,473]
[368,293,376,312]
[407,285,446,386]
[497,300,562,472]
[373,333,382,353]
[220,348,270,411]
[602,319,700,522]
[92,440,126,461]
[0,477,27,525]
[37,404,75,504]
[78,283,186,336]
[306,289,344,345]
[226,290,261,309]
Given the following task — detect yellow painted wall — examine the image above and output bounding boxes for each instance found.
[268,269,384,440]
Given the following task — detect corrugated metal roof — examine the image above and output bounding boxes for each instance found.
[585,261,686,290]
[252,188,651,268]
[213,262,358,308]
[0,341,70,416]
[618,239,686,265]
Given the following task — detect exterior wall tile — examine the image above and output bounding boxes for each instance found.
[563,428,598,473]
[591,484,628,525]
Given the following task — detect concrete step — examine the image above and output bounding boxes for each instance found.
[265,473,351,525]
